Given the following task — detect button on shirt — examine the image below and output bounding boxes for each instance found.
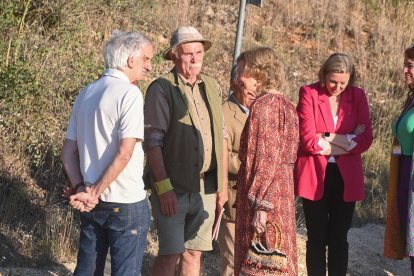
[66,68,146,203]
[179,74,215,172]
[144,73,228,174]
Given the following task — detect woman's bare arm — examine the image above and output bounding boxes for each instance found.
[324,143,350,156]
[326,134,351,149]
[316,124,365,151]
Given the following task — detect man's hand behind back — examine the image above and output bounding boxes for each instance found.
[62,179,76,198]
[66,184,99,212]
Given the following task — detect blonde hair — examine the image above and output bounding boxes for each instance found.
[236,46,284,90]
[318,53,356,87]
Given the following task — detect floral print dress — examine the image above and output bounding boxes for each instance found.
[234,93,299,276]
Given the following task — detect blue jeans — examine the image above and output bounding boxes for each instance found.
[73,198,150,276]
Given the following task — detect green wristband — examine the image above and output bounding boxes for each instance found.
[154,178,174,195]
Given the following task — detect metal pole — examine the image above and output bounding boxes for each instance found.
[233,0,247,65]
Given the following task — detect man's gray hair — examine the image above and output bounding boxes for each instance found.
[170,45,180,59]
[103,30,151,70]
[170,43,205,59]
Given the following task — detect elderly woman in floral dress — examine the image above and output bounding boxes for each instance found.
[233,46,299,276]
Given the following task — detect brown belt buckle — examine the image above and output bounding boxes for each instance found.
[200,173,204,179]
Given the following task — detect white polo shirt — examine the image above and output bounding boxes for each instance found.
[66,68,145,203]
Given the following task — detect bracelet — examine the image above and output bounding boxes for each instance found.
[154,178,174,195]
[74,182,85,193]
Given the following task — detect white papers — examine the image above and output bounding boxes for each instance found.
[212,202,225,240]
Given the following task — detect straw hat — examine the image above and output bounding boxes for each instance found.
[163,26,213,60]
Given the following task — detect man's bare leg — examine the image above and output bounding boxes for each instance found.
[178,249,202,276]
[151,254,180,276]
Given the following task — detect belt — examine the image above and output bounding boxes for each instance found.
[200,173,204,179]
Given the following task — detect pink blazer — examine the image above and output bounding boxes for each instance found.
[294,82,373,202]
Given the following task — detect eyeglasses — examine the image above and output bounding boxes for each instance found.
[410,44,414,49]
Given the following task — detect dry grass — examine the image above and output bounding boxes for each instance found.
[1,0,413,267]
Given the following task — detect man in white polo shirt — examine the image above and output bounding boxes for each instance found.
[61,30,153,276]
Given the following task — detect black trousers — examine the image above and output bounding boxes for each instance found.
[302,163,356,276]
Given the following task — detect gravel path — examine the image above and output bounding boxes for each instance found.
[0,224,411,276]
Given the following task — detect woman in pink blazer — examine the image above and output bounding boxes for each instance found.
[294,53,373,276]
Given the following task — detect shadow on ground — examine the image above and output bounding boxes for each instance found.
[0,170,73,276]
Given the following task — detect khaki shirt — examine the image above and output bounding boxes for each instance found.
[144,73,228,174]
[222,94,248,221]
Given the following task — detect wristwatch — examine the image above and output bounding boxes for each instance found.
[324,132,331,138]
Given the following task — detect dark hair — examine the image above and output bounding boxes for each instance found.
[404,47,414,107]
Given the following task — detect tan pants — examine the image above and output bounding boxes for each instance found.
[218,219,236,276]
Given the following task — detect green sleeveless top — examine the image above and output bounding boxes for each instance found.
[392,107,414,155]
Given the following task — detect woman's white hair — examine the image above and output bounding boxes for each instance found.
[103,30,151,70]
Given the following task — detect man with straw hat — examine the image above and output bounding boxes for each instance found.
[143,26,228,275]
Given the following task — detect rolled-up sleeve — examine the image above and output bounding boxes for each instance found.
[297,86,324,154]
[143,82,170,152]
[346,134,358,151]
[348,90,373,154]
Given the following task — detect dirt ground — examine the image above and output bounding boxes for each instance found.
[0,224,411,276]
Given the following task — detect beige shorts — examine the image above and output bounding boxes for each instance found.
[150,182,216,255]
